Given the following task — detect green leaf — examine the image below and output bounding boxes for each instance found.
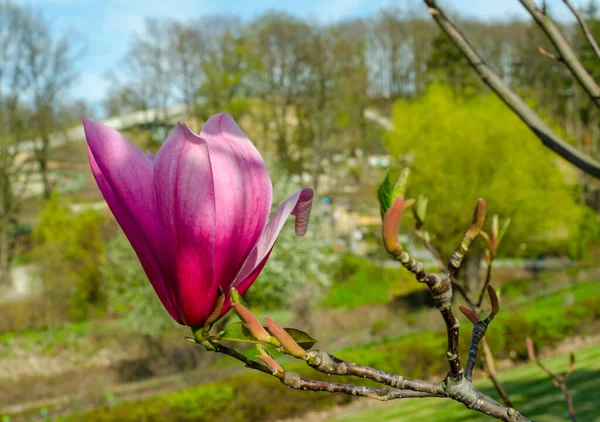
[378,168,410,220]
[216,323,318,349]
[392,168,410,200]
[216,322,259,344]
[377,169,393,219]
[283,328,318,349]
[256,344,272,357]
[230,287,249,308]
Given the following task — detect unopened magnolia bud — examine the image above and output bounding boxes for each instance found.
[258,355,284,376]
[487,285,499,315]
[466,198,486,241]
[459,306,479,325]
[265,317,308,359]
[491,215,499,253]
[382,196,404,255]
[232,303,272,343]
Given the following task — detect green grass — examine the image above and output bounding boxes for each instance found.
[333,343,600,422]
[320,254,425,309]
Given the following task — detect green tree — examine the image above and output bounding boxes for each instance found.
[386,85,585,288]
[102,232,177,336]
[32,194,106,321]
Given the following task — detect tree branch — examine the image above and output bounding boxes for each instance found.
[279,371,440,401]
[423,0,600,179]
[563,0,600,60]
[519,0,600,108]
[306,350,446,395]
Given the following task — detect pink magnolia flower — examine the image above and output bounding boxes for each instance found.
[84,113,313,327]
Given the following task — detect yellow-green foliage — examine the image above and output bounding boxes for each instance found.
[32,193,106,321]
[386,84,584,257]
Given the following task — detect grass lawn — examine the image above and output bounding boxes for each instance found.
[333,342,600,422]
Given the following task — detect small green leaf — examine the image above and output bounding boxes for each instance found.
[378,168,410,220]
[283,328,318,349]
[216,323,318,349]
[256,344,272,357]
[216,322,258,344]
[230,287,249,308]
[497,218,511,248]
[391,168,410,200]
[377,169,393,219]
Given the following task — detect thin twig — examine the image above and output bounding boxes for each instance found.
[526,338,577,422]
[481,337,514,407]
[538,46,562,62]
[423,0,600,179]
[477,261,493,308]
[415,229,445,269]
[563,0,600,60]
[519,0,600,108]
[464,312,496,381]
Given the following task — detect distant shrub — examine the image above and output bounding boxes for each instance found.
[321,253,425,308]
[31,193,106,322]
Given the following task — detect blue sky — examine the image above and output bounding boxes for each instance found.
[12,0,589,107]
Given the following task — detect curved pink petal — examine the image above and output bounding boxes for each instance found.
[200,113,273,292]
[153,123,217,327]
[232,188,314,292]
[83,117,178,321]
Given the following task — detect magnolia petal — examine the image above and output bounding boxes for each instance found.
[200,113,273,292]
[232,188,314,290]
[153,123,217,327]
[83,117,178,321]
[88,149,179,322]
[83,117,164,255]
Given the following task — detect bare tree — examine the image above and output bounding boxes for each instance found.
[19,10,80,199]
[248,12,313,163]
[0,2,35,285]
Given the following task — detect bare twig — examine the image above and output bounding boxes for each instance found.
[519,0,600,108]
[461,286,499,381]
[563,0,600,60]
[477,261,494,308]
[412,203,513,408]
[538,46,562,62]
[482,337,514,407]
[448,199,485,275]
[526,338,577,422]
[423,0,600,179]
[415,229,445,269]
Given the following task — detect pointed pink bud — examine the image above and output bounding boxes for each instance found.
[257,355,284,375]
[232,303,272,343]
[466,198,486,241]
[83,113,313,327]
[382,196,404,255]
[265,317,307,359]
